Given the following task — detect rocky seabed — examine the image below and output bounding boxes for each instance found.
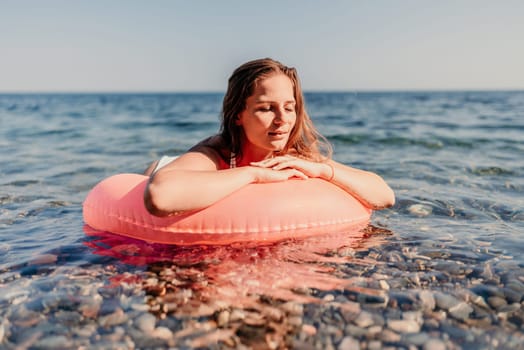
[0,238,523,350]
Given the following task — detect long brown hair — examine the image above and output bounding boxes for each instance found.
[219,58,332,161]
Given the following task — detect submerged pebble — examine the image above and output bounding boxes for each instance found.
[387,319,421,333]
[408,204,433,216]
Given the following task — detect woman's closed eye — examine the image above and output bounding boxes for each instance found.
[257,105,295,113]
[257,106,272,112]
[284,102,296,112]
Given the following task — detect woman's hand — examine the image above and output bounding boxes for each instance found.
[250,156,332,180]
[249,163,308,183]
[252,155,395,209]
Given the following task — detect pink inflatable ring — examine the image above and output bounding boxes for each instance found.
[83,173,371,245]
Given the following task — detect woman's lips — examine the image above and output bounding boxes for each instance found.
[268,131,288,137]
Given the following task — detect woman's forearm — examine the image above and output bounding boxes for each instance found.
[144,167,255,216]
[330,161,395,210]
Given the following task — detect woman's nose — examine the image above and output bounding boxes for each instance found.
[273,107,287,124]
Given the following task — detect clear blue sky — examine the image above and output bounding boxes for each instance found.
[1,0,523,92]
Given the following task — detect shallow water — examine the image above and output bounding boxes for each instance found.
[1,91,523,349]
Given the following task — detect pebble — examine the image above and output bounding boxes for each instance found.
[338,301,361,322]
[33,335,72,349]
[72,324,97,338]
[506,280,524,294]
[367,340,382,350]
[423,338,447,350]
[11,328,43,348]
[423,317,441,330]
[434,292,461,311]
[498,302,520,313]
[338,336,360,350]
[503,287,522,303]
[408,204,433,216]
[281,301,304,316]
[98,308,128,327]
[288,315,303,327]
[28,254,58,266]
[379,328,402,342]
[130,302,150,311]
[4,290,30,306]
[354,311,374,328]
[367,325,383,337]
[379,280,390,290]
[135,312,156,332]
[387,319,421,333]
[471,284,505,299]
[448,302,473,321]
[488,296,507,310]
[10,308,44,327]
[433,261,469,276]
[102,326,125,342]
[265,305,284,321]
[402,332,430,346]
[471,294,490,309]
[389,292,417,310]
[151,326,173,340]
[301,323,317,336]
[356,291,388,306]
[217,309,230,327]
[53,310,83,325]
[344,324,369,338]
[418,290,436,311]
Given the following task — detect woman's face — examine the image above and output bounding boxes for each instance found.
[237,73,297,160]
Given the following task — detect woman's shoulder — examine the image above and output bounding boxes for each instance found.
[188,135,230,169]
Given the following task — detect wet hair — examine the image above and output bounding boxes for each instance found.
[219,58,332,161]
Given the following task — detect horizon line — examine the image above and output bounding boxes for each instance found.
[1,87,523,95]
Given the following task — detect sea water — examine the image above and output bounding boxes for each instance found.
[1,92,523,348]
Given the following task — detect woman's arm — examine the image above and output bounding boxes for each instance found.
[327,160,395,209]
[251,156,395,210]
[144,151,307,217]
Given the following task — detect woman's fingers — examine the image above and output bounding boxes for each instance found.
[251,157,300,171]
[267,167,308,180]
[251,156,323,180]
[254,166,308,182]
[250,156,294,168]
[287,168,308,180]
[257,157,319,176]
[271,161,294,171]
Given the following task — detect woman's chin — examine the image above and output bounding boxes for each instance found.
[268,140,289,150]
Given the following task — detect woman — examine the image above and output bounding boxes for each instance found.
[144,58,395,216]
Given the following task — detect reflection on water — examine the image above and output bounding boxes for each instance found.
[84,225,391,306]
[83,225,391,347]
